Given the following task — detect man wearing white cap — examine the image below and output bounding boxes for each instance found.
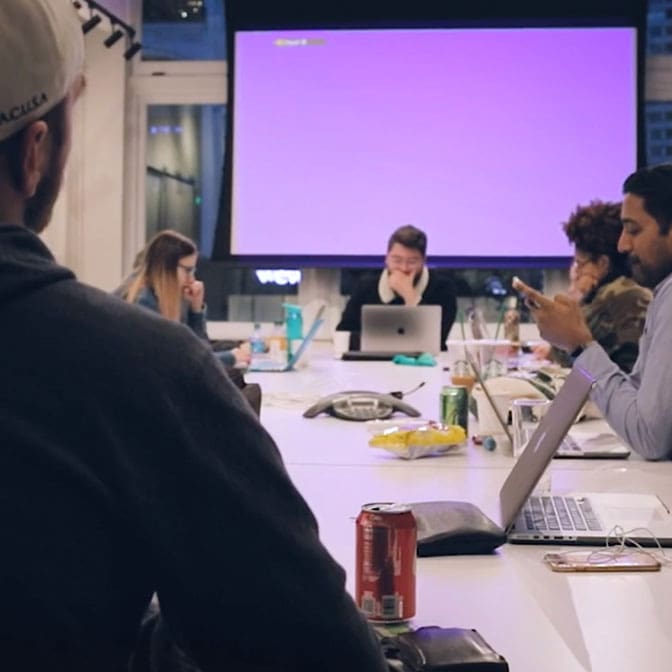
[0,3,388,671]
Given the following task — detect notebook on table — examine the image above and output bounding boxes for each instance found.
[496,366,672,546]
[247,307,325,373]
[350,305,442,358]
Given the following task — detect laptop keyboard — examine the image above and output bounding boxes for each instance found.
[523,496,603,532]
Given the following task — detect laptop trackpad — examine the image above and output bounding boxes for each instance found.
[586,493,669,527]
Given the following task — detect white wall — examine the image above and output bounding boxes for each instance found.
[41,17,127,291]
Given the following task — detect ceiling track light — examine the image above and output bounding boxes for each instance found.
[73,0,143,60]
[104,27,125,48]
[82,13,102,34]
[123,42,143,61]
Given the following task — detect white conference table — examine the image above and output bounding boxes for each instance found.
[247,349,672,672]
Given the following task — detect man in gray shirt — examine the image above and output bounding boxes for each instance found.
[514,164,672,460]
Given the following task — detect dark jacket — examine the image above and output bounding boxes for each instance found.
[337,270,457,350]
[0,224,387,672]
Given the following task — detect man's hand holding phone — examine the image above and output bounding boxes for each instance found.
[512,276,545,309]
[512,276,593,354]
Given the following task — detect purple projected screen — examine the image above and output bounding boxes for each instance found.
[231,28,637,258]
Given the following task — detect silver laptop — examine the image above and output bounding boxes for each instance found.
[499,366,672,546]
[556,430,631,459]
[247,307,324,373]
[360,305,442,355]
[475,363,630,460]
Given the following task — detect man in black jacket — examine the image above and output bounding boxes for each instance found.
[336,225,457,349]
[0,2,388,670]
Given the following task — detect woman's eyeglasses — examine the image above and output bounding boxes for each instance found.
[178,264,196,276]
[571,256,594,270]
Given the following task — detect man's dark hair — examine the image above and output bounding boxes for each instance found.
[387,225,427,256]
[0,99,68,192]
[622,164,672,235]
[563,200,630,277]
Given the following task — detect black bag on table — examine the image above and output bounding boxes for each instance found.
[384,626,509,672]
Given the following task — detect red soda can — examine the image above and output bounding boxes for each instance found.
[355,502,416,622]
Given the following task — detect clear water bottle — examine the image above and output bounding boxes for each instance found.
[249,323,265,355]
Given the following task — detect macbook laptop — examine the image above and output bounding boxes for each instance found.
[555,430,631,459]
[497,366,672,546]
[472,354,630,460]
[247,307,325,373]
[358,305,442,356]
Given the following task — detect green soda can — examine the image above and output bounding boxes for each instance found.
[440,385,469,435]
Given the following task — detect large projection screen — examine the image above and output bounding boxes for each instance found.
[225,26,638,264]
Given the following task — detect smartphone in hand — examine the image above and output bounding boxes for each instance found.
[512,276,541,309]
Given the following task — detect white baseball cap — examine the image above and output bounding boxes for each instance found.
[0,0,84,143]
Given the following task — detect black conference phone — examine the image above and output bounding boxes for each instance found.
[303,390,421,422]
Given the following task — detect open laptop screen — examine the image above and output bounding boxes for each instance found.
[499,366,595,531]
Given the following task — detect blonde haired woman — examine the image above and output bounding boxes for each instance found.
[125,230,250,367]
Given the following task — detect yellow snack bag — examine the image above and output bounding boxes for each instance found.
[369,423,466,459]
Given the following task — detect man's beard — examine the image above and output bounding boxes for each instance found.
[24,152,63,234]
[630,254,672,289]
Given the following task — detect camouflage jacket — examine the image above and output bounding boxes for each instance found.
[552,275,652,372]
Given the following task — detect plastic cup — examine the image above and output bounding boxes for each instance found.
[333,331,351,359]
[445,339,479,393]
[475,339,511,379]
